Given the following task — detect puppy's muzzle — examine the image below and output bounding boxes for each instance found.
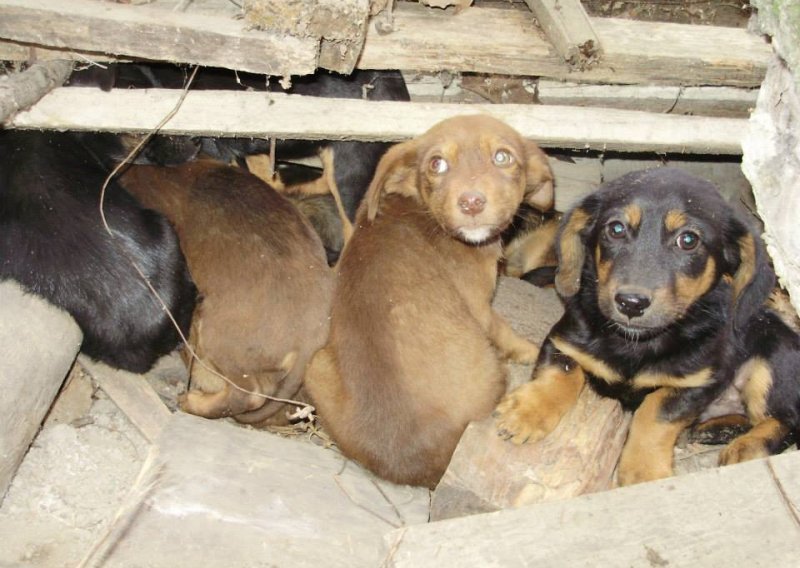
[458,191,486,216]
[614,291,652,319]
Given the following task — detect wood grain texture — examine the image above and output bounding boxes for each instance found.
[431,387,630,521]
[524,0,602,68]
[8,87,749,154]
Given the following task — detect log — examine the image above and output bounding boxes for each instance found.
[0,0,318,77]
[383,451,800,567]
[79,356,171,444]
[7,87,750,154]
[0,58,72,123]
[0,281,82,501]
[523,0,602,69]
[430,388,630,521]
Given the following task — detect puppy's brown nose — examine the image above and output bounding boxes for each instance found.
[458,192,486,216]
[615,292,651,318]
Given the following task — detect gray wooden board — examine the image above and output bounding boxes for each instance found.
[0,0,318,77]
[0,1,770,87]
[97,412,430,567]
[383,450,800,567]
[7,88,748,154]
[523,0,601,68]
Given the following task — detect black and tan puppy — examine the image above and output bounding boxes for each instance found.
[305,115,554,488]
[121,160,333,424]
[495,167,800,485]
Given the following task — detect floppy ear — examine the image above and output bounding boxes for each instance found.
[523,141,554,212]
[554,198,597,298]
[723,217,775,331]
[365,139,419,222]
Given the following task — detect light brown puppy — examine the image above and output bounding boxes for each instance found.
[121,159,333,424]
[305,115,554,487]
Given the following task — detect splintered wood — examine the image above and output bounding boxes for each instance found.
[431,388,630,521]
[243,0,370,73]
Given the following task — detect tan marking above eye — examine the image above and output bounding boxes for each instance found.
[664,209,689,232]
[551,336,622,384]
[632,367,712,389]
[623,204,642,231]
[675,257,717,305]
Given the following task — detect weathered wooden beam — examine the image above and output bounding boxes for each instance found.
[358,2,770,87]
[0,281,82,501]
[537,80,759,118]
[6,87,749,154]
[0,0,318,77]
[524,0,602,69]
[242,0,369,74]
[383,451,800,567]
[0,2,770,87]
[0,58,72,123]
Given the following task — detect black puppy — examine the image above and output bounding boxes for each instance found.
[0,130,196,373]
[68,64,411,221]
[495,167,799,485]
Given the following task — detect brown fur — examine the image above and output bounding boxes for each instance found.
[305,115,553,487]
[120,159,333,424]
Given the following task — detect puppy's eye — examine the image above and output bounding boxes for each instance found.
[606,221,627,239]
[492,149,514,167]
[677,231,700,251]
[429,156,449,175]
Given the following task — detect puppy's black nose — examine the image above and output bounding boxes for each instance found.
[615,292,651,318]
[458,192,486,216]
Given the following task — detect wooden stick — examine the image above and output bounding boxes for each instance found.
[0,58,72,123]
[524,0,602,69]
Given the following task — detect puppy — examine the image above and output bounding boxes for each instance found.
[120,160,333,424]
[495,167,800,485]
[305,115,554,488]
[0,130,196,373]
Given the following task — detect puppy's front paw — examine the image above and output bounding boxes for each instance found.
[719,436,769,466]
[494,382,562,445]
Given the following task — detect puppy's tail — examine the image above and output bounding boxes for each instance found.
[320,147,354,245]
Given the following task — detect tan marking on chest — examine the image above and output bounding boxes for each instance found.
[632,367,713,389]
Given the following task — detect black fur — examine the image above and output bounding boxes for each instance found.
[540,168,799,447]
[0,130,196,373]
[68,64,411,221]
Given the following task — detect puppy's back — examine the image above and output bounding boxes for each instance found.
[316,195,505,487]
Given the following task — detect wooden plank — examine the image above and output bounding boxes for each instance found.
[0,281,82,500]
[358,2,769,87]
[431,388,630,521]
[0,2,770,87]
[538,80,759,118]
[383,451,800,567]
[0,58,72,123]
[0,0,318,77]
[87,412,429,568]
[79,356,171,444]
[524,0,602,69]
[7,87,749,154]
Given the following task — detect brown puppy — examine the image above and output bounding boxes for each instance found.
[121,159,333,424]
[305,115,554,487]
